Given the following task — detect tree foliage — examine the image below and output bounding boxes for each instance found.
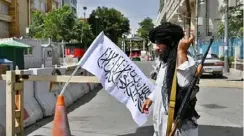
[29,11,45,38]
[88,6,130,44]
[137,17,154,47]
[29,5,94,44]
[71,20,94,46]
[42,5,76,41]
[217,1,243,39]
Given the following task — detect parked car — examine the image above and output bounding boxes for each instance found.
[195,54,224,77]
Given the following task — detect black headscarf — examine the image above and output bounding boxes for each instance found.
[149,22,184,47]
[149,22,184,111]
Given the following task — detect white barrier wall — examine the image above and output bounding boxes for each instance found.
[22,70,43,127]
[0,66,100,135]
[29,68,61,116]
[0,80,6,135]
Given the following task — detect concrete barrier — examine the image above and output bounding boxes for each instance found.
[28,68,58,116]
[0,66,99,135]
[0,80,6,135]
[24,80,44,127]
[23,70,44,127]
[82,83,90,94]
[0,124,4,136]
[84,71,95,91]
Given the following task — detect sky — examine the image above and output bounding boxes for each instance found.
[77,0,159,33]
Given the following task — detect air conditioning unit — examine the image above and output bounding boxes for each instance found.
[208,32,213,36]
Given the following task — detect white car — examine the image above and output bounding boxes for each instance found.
[196,54,224,77]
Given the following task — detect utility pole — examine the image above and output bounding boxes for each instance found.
[95,16,99,35]
[185,0,191,37]
[83,6,87,19]
[224,0,229,72]
[82,6,87,49]
[195,0,199,55]
[62,40,65,66]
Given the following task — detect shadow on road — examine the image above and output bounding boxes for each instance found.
[24,85,102,135]
[67,84,102,113]
[119,125,243,136]
[199,125,243,136]
[119,125,154,136]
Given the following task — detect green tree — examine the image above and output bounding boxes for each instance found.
[137,17,154,48]
[88,6,130,44]
[29,5,94,44]
[217,1,243,39]
[42,5,76,41]
[71,20,95,47]
[29,11,45,38]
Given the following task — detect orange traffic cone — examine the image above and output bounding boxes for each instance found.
[52,95,71,136]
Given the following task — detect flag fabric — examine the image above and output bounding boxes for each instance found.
[78,32,155,126]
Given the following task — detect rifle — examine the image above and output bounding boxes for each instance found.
[169,36,214,136]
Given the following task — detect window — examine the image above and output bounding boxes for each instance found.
[24,48,33,55]
[72,7,76,14]
[71,0,77,6]
[40,2,47,12]
[0,21,9,33]
[0,1,9,14]
[47,51,52,57]
[73,0,77,5]
[35,0,40,9]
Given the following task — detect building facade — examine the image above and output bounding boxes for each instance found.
[0,0,19,38]
[0,0,62,39]
[62,0,77,16]
[155,0,243,59]
[155,0,239,39]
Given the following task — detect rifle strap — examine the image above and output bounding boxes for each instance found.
[166,63,177,136]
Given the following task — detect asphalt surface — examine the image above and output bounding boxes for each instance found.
[25,61,243,136]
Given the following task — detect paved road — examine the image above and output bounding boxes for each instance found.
[25,61,243,136]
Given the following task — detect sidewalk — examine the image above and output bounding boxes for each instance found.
[227,68,244,80]
[199,68,243,89]
[199,80,243,89]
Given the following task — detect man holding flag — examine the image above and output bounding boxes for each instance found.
[142,22,200,136]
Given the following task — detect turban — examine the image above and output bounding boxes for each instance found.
[149,22,184,47]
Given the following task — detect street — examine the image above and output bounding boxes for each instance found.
[25,61,243,136]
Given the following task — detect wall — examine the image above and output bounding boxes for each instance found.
[189,38,243,59]
[0,66,99,135]
[8,0,20,37]
[18,0,28,37]
[18,39,43,69]
[15,38,63,69]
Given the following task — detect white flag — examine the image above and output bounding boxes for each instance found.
[78,32,155,126]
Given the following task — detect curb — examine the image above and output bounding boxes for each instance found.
[199,80,243,89]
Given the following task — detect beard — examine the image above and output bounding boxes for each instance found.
[159,50,171,63]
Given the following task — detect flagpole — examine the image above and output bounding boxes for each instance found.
[59,32,104,95]
[59,62,81,95]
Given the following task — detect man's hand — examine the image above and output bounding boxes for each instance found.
[177,34,195,66]
[178,34,195,53]
[141,98,153,114]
